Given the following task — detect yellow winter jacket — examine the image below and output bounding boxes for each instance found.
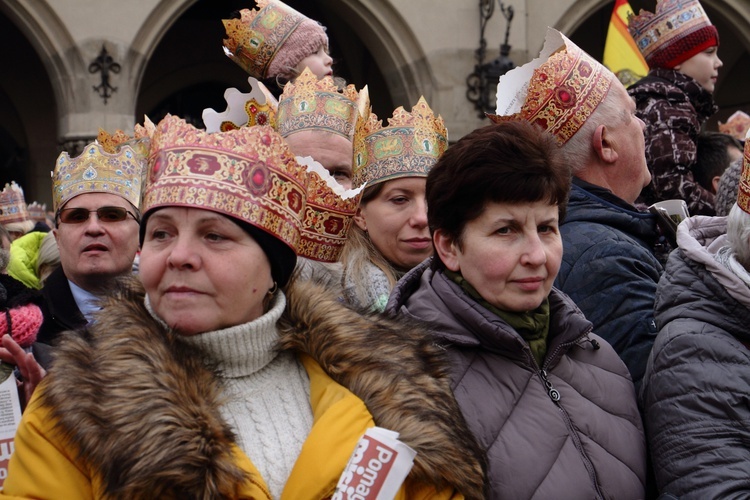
[3,357,456,499]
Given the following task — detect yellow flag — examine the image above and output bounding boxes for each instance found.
[603,0,649,87]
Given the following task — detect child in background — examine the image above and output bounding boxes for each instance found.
[223,0,333,94]
[628,0,722,215]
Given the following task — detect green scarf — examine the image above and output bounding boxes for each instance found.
[445,270,550,367]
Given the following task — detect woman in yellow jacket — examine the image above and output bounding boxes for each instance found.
[2,117,484,499]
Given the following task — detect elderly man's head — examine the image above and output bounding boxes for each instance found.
[561,81,651,204]
[491,28,651,205]
[52,142,144,292]
[54,193,140,292]
[284,130,353,188]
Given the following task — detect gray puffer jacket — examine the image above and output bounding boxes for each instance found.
[387,259,647,499]
[641,216,750,498]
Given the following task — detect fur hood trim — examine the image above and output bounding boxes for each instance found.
[41,277,485,499]
[42,278,251,499]
[279,278,486,499]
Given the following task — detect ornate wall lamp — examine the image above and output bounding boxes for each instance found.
[89,45,121,104]
[466,1,515,117]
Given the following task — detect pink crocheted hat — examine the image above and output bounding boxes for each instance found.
[223,0,328,80]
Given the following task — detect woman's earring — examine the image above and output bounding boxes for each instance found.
[268,281,278,296]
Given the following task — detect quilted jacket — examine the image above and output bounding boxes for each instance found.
[641,216,750,497]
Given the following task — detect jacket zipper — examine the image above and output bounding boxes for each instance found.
[534,333,606,500]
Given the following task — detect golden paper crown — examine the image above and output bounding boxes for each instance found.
[143,115,309,253]
[739,128,750,215]
[52,142,145,212]
[97,117,155,158]
[352,96,448,189]
[628,0,717,68]
[278,68,368,139]
[0,182,30,225]
[296,156,363,262]
[223,0,310,79]
[202,77,279,133]
[489,28,614,146]
[26,202,47,222]
[719,111,750,142]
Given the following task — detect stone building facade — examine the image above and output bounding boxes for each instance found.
[1,0,748,204]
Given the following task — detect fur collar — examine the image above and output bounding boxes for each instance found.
[41,277,485,499]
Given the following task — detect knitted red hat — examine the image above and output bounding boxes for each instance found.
[628,0,719,69]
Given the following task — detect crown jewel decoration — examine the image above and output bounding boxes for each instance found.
[296,156,364,262]
[278,68,369,140]
[628,0,717,69]
[739,128,750,215]
[719,111,750,142]
[352,96,448,188]
[489,28,614,146]
[203,77,279,133]
[52,141,145,212]
[0,182,30,225]
[143,115,309,253]
[223,0,308,79]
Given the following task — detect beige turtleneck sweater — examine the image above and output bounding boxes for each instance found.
[174,292,313,499]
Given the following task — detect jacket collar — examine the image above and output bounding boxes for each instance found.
[389,260,594,369]
[41,277,486,499]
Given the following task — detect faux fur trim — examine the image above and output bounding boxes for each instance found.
[42,276,485,498]
[42,279,253,499]
[279,277,487,499]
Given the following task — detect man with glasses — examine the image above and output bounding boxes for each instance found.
[37,142,145,345]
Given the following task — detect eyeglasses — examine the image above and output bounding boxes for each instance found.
[57,206,140,225]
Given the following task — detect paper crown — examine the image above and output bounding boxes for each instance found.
[628,0,718,69]
[739,129,750,215]
[489,28,614,146]
[719,111,750,142]
[0,182,30,225]
[296,156,363,262]
[277,68,368,140]
[203,77,279,133]
[352,96,447,189]
[143,115,309,253]
[26,202,47,222]
[52,142,145,212]
[222,0,326,80]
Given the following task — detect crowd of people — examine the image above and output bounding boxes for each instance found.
[0,0,748,498]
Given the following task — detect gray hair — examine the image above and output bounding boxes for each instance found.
[559,84,626,173]
[727,203,750,270]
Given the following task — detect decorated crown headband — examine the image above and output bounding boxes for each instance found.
[223,0,312,79]
[143,115,309,253]
[488,28,614,146]
[26,202,47,222]
[277,68,369,140]
[719,111,750,142]
[628,0,717,68]
[98,116,154,152]
[203,77,279,133]
[739,128,750,215]
[352,96,448,189]
[52,142,145,212]
[296,156,364,262]
[0,182,30,225]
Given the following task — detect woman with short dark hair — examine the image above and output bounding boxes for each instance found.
[388,120,647,498]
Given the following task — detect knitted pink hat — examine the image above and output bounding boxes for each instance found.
[267,19,328,79]
[1,303,42,347]
[222,0,328,80]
